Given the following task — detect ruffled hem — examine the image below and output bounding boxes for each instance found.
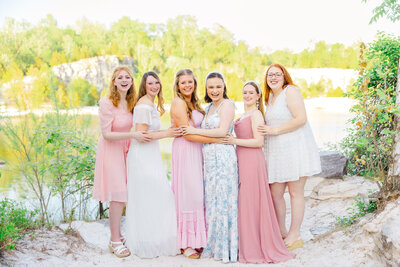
[177,210,207,249]
[127,236,179,258]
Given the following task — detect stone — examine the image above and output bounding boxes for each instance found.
[317,150,348,178]
[376,212,400,266]
[52,55,136,93]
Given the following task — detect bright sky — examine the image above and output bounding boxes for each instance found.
[0,0,399,52]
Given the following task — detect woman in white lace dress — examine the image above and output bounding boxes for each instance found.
[258,64,321,251]
[125,71,180,258]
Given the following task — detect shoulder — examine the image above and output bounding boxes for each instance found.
[99,96,113,107]
[251,109,264,120]
[285,85,302,96]
[171,97,186,107]
[135,97,154,108]
[221,99,235,109]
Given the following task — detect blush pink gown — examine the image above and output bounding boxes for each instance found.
[235,115,295,263]
[171,110,207,249]
[93,97,133,203]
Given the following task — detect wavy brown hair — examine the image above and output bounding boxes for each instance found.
[136,71,165,116]
[244,81,265,115]
[173,69,205,119]
[263,64,295,105]
[108,66,136,113]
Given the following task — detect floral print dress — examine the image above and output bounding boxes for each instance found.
[201,100,238,263]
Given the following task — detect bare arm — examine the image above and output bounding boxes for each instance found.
[222,111,265,147]
[258,86,307,136]
[102,131,150,142]
[170,98,220,144]
[182,100,235,137]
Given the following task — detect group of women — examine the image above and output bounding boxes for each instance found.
[93,64,321,264]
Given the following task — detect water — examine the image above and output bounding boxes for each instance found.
[0,97,355,220]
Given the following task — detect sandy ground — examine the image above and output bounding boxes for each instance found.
[2,176,396,267]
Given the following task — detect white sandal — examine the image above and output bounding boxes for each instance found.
[120,236,127,245]
[108,240,131,258]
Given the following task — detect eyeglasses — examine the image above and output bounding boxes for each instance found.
[267,73,283,78]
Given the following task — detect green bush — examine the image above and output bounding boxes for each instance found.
[0,198,39,250]
[340,33,400,180]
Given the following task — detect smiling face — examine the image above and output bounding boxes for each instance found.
[243,84,260,107]
[206,77,225,103]
[266,66,285,91]
[145,75,161,98]
[178,74,195,99]
[113,70,133,92]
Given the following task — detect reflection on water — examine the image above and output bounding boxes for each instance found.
[0,97,355,219]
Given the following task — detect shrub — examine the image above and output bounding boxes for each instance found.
[0,198,39,250]
[340,33,400,182]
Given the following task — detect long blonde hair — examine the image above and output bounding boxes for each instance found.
[108,66,136,113]
[244,81,265,114]
[173,69,204,119]
[136,71,165,116]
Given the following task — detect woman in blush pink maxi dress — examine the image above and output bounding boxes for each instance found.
[223,81,295,264]
[234,116,295,263]
[170,69,219,258]
[171,110,207,249]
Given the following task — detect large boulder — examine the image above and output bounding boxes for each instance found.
[317,150,348,178]
[52,55,136,92]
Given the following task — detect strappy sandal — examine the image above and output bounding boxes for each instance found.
[120,236,127,245]
[181,248,200,259]
[108,240,131,258]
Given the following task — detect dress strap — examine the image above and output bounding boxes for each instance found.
[204,103,212,115]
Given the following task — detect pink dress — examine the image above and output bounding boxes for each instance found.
[93,97,133,203]
[171,110,207,249]
[235,115,295,263]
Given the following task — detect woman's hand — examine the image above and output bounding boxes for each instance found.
[221,134,235,145]
[257,125,280,136]
[180,125,197,135]
[133,131,152,142]
[167,127,183,138]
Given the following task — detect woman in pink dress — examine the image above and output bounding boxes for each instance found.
[170,69,220,259]
[222,81,295,263]
[93,66,150,258]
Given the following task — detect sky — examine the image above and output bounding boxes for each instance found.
[0,0,399,52]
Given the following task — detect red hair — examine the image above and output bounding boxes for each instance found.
[264,64,295,105]
[108,66,136,113]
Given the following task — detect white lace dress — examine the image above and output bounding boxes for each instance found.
[125,104,178,258]
[264,86,321,183]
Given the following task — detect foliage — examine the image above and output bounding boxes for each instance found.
[0,108,96,224]
[0,198,39,250]
[363,0,400,23]
[336,196,377,226]
[0,15,359,107]
[340,33,400,183]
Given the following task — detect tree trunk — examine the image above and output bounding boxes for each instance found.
[385,56,400,197]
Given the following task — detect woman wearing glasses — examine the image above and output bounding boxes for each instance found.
[258,64,321,251]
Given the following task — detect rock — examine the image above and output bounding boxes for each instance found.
[374,207,400,266]
[313,176,378,200]
[52,55,136,92]
[317,150,348,178]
